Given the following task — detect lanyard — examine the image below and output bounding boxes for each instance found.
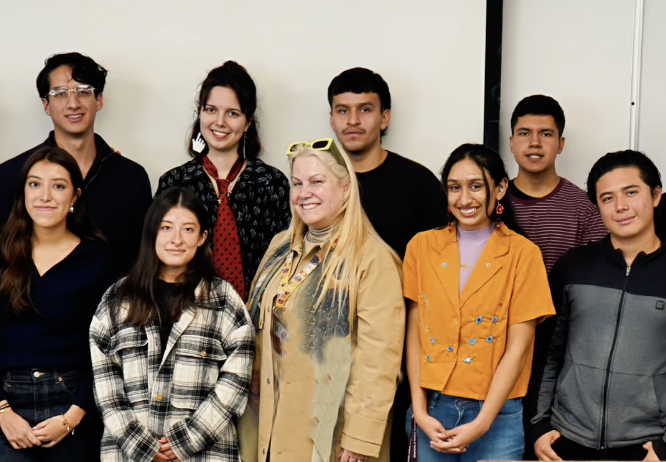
[274,239,338,310]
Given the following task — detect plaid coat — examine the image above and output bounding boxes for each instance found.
[90,278,254,462]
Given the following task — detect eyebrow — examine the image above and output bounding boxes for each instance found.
[447,177,485,183]
[334,101,376,109]
[599,185,640,195]
[27,175,69,182]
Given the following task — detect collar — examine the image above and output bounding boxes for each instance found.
[44,131,116,185]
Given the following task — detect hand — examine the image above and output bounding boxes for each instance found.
[534,430,563,461]
[339,448,369,462]
[0,408,41,449]
[157,437,181,461]
[432,419,488,453]
[32,415,72,448]
[192,133,206,153]
[414,413,451,450]
[643,441,660,461]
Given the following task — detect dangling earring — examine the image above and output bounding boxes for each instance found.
[495,201,504,229]
[69,206,74,213]
[241,132,247,160]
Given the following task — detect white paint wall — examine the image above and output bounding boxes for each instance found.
[637,0,666,176]
[500,0,636,188]
[0,0,486,190]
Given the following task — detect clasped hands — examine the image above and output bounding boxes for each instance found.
[0,407,82,450]
[416,413,489,453]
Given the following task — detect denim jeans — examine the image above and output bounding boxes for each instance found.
[0,369,102,462]
[406,392,524,462]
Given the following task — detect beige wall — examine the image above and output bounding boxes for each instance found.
[0,0,487,190]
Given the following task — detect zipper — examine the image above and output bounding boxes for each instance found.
[599,265,631,449]
[84,151,112,190]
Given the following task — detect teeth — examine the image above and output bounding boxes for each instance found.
[302,204,318,210]
[67,115,83,119]
[528,155,542,158]
[460,208,478,214]
[212,130,228,137]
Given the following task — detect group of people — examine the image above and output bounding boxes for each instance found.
[0,51,663,462]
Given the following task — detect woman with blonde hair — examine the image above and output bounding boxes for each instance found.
[243,139,405,462]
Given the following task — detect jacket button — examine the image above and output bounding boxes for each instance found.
[486,263,491,268]
[441,263,447,268]
[263,448,266,454]
[475,316,483,324]
[469,338,477,346]
[486,336,494,343]
[463,357,472,364]
[447,346,453,352]
[430,338,436,345]
[491,316,498,323]
[267,378,272,384]
[200,350,207,358]
[426,354,432,363]
[156,395,163,402]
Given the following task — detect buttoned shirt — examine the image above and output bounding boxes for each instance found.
[403,223,555,400]
[90,278,254,462]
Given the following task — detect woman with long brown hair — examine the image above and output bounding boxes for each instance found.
[0,147,115,461]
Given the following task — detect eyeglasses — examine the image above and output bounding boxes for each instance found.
[286,138,347,168]
[45,85,96,101]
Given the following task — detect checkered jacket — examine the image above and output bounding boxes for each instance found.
[90,278,254,462]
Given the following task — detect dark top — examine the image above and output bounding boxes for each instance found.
[157,157,291,291]
[0,132,153,273]
[356,151,447,258]
[508,179,537,200]
[155,280,179,355]
[0,238,116,411]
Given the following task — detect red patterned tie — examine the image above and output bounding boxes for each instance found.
[201,155,246,300]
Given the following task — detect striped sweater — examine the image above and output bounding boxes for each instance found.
[509,177,607,273]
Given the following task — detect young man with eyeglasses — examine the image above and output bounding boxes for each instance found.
[328,67,447,462]
[0,52,151,272]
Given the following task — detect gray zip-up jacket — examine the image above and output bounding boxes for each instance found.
[531,238,666,458]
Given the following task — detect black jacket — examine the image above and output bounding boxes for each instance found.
[530,237,666,458]
[0,132,152,272]
[157,157,291,291]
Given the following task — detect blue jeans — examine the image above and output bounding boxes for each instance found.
[406,392,524,462]
[0,369,102,462]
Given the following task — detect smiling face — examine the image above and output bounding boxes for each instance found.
[446,158,506,231]
[42,65,103,137]
[510,114,565,175]
[329,92,390,155]
[155,206,208,282]
[596,166,661,244]
[290,155,350,230]
[24,160,79,232]
[199,86,250,157]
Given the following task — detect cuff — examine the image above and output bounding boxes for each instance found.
[529,418,554,446]
[166,420,197,461]
[342,414,387,458]
[120,422,161,462]
[652,438,666,460]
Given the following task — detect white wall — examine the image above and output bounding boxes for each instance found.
[637,0,666,176]
[500,0,636,188]
[0,0,486,190]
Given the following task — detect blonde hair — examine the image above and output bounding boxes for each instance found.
[281,144,393,310]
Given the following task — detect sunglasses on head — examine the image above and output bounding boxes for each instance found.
[286,138,347,168]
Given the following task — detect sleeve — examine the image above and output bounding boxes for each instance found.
[529,257,570,444]
[269,169,292,237]
[403,235,420,302]
[118,167,152,274]
[508,243,556,326]
[419,172,448,231]
[155,167,180,197]
[581,203,608,243]
[89,293,161,462]
[341,244,406,457]
[166,287,255,459]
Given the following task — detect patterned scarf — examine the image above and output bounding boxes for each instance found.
[202,155,246,300]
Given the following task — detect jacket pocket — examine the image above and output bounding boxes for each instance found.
[110,329,149,405]
[171,336,226,410]
[653,373,666,424]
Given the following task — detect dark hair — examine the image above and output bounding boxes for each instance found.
[327,67,392,137]
[36,52,107,99]
[109,187,215,327]
[0,146,100,314]
[187,61,261,159]
[587,150,662,205]
[440,143,524,236]
[510,94,565,137]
